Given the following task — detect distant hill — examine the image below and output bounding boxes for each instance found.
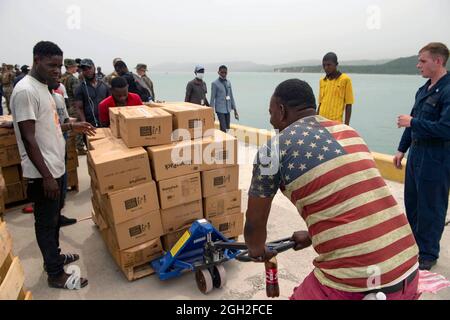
[275,56,420,75]
[152,61,272,72]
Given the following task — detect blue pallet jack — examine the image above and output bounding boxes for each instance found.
[151,219,295,294]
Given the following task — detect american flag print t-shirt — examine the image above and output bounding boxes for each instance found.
[249,115,418,292]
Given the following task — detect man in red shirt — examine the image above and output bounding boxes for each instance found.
[98,76,142,127]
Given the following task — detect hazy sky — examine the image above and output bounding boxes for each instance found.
[1,0,449,72]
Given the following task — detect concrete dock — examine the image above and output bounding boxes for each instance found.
[3,142,450,300]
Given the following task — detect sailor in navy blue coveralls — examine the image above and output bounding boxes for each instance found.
[397,72,450,268]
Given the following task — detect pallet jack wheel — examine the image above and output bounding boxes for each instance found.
[195,269,213,294]
[212,265,227,289]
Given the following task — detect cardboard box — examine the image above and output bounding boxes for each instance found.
[201,165,239,198]
[157,173,201,209]
[88,144,152,194]
[89,135,125,151]
[209,213,244,239]
[67,169,78,188]
[160,200,203,234]
[147,140,201,181]
[147,130,237,181]
[4,182,25,204]
[66,150,79,171]
[203,190,242,219]
[119,106,172,148]
[0,127,17,148]
[161,225,191,252]
[101,181,160,226]
[110,210,164,250]
[86,128,113,150]
[198,129,238,171]
[0,145,21,167]
[1,165,21,185]
[101,226,163,269]
[109,107,123,138]
[151,102,214,140]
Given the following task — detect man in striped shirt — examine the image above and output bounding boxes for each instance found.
[244,79,420,300]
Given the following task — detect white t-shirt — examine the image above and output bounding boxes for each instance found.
[10,75,66,179]
[52,91,69,125]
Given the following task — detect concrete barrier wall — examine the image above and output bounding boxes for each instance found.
[216,122,407,184]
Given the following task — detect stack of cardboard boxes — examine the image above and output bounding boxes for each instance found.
[90,103,244,280]
[0,116,26,205]
[147,102,243,251]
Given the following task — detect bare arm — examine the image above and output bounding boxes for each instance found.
[244,196,277,260]
[344,104,352,125]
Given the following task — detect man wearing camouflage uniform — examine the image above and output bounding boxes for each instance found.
[104,57,122,87]
[61,59,86,154]
[0,64,16,114]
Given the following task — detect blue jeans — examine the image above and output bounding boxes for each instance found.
[405,145,450,261]
[217,112,231,133]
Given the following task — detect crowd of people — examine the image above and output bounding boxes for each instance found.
[1,39,449,299]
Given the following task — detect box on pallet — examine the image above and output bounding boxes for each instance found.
[4,182,25,204]
[209,212,244,239]
[203,190,242,219]
[101,226,163,270]
[101,181,160,225]
[86,128,113,150]
[147,129,237,181]
[1,165,21,185]
[160,225,191,252]
[201,165,239,198]
[119,106,173,148]
[157,172,201,209]
[0,145,20,167]
[109,210,164,250]
[88,142,152,194]
[149,102,214,140]
[160,200,203,234]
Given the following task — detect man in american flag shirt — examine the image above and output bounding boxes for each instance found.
[245,79,420,300]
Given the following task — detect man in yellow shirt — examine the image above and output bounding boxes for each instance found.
[318,52,354,125]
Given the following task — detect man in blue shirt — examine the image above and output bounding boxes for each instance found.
[210,65,239,132]
[395,42,450,271]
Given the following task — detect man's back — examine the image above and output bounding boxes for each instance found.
[250,115,418,292]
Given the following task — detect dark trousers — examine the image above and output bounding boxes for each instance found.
[405,145,450,261]
[217,112,231,133]
[27,177,65,276]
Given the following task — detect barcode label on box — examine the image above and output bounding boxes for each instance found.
[188,119,202,129]
[124,197,138,210]
[219,222,231,232]
[140,126,161,137]
[215,150,228,161]
[213,176,224,186]
[129,225,143,237]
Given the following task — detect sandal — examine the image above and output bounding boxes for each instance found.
[44,253,80,272]
[48,272,88,290]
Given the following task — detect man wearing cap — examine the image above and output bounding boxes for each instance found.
[13,65,31,87]
[74,59,110,128]
[61,59,85,154]
[185,65,209,106]
[135,63,155,101]
[104,58,122,87]
[318,52,354,125]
